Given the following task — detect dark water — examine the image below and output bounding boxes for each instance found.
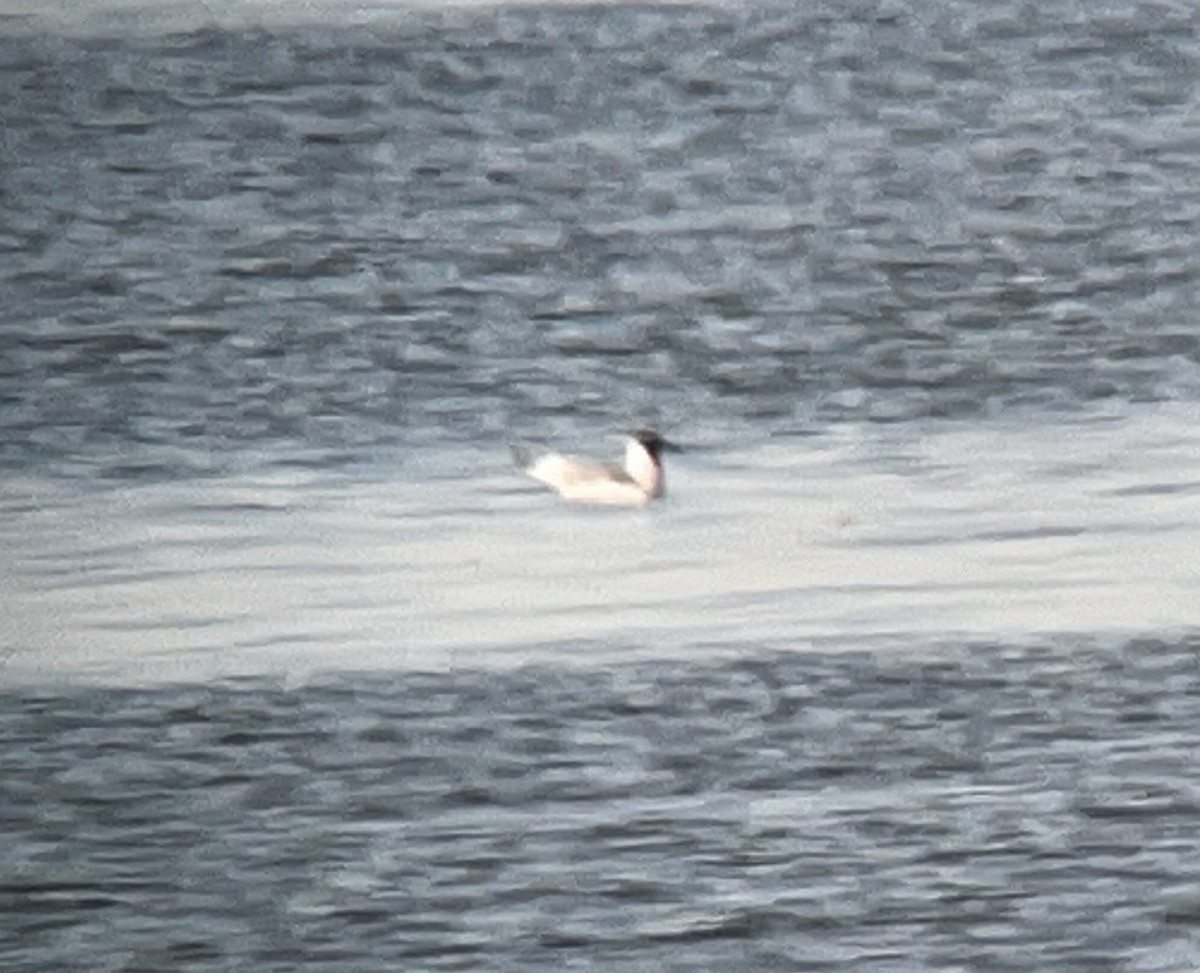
[3,1,1200,969]
[4,0,1200,479]
[5,642,1200,972]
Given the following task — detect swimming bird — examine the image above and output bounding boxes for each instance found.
[511,429,681,505]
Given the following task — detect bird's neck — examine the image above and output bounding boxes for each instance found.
[625,440,663,497]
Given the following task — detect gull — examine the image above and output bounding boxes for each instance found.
[511,429,681,505]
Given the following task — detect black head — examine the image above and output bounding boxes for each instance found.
[631,428,681,458]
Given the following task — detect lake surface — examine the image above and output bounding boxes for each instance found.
[2,0,1199,969]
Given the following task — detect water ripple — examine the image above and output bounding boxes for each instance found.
[3,1,1200,479]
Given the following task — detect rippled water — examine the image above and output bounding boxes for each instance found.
[3,0,1200,969]
[5,644,1200,972]
[4,0,1200,480]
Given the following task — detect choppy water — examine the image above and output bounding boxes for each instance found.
[2,0,1200,969]
[4,643,1200,972]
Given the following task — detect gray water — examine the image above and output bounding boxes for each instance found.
[2,0,1200,969]
[3,644,1200,972]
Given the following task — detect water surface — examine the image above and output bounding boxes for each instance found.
[2,1,1200,970]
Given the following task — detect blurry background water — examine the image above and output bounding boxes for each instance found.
[2,0,1199,970]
